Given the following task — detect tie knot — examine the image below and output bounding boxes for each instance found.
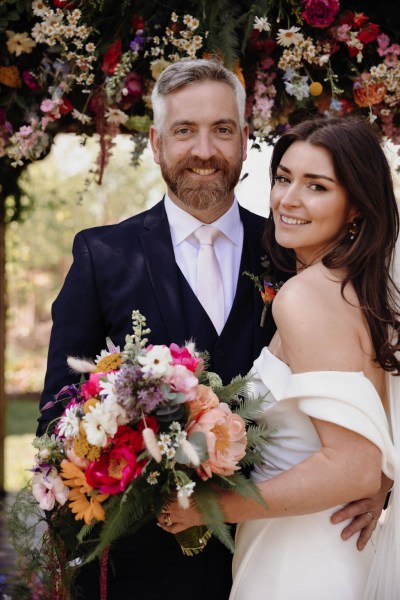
[194,225,220,246]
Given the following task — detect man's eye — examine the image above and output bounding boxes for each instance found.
[218,127,231,134]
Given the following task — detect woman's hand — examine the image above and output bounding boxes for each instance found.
[157,500,204,534]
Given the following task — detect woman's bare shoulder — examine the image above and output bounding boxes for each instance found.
[272,265,368,372]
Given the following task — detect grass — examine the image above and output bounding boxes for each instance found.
[5,397,40,492]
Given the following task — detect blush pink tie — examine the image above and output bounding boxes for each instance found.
[194,225,225,334]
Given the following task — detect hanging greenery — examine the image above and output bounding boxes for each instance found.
[1,0,400,220]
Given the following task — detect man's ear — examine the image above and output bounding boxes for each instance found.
[149,125,161,165]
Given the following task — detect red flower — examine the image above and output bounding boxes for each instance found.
[53,0,75,8]
[137,416,159,434]
[59,97,74,115]
[102,39,122,74]
[302,0,339,29]
[357,22,380,45]
[352,12,369,29]
[131,13,144,30]
[85,426,146,494]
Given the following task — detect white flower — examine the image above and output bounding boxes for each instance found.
[105,108,129,126]
[32,0,48,17]
[176,481,196,508]
[276,27,304,47]
[71,108,92,124]
[179,438,200,466]
[57,406,80,439]
[150,58,172,80]
[147,471,160,485]
[138,345,172,376]
[254,17,271,32]
[82,400,120,447]
[6,30,36,56]
[143,427,162,462]
[166,447,176,459]
[32,469,69,511]
[67,356,96,374]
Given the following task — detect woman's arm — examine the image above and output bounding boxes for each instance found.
[158,270,383,532]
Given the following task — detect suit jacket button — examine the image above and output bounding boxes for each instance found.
[216,348,224,357]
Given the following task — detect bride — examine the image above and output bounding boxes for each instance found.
[158,116,400,599]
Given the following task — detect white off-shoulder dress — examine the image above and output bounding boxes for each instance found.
[230,349,398,600]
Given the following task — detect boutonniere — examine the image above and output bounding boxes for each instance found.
[243,255,284,327]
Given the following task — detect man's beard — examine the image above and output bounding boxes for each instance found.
[159,149,243,211]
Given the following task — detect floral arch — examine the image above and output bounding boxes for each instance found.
[0,0,400,490]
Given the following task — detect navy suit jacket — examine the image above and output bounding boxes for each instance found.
[38,199,275,599]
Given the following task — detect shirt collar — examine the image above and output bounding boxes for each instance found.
[164,194,242,247]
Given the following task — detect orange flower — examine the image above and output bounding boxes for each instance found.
[261,284,277,304]
[60,460,109,525]
[189,384,220,419]
[353,79,386,108]
[0,65,21,88]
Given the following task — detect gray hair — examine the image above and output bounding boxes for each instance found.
[151,58,246,133]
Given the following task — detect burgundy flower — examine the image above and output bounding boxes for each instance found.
[22,70,41,92]
[123,71,143,100]
[302,0,340,29]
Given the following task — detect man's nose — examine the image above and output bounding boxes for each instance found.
[191,132,215,160]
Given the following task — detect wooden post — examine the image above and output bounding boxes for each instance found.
[0,202,6,496]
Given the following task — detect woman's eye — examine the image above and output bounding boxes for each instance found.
[309,183,326,191]
[274,175,289,184]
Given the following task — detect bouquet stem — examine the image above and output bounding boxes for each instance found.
[175,526,212,556]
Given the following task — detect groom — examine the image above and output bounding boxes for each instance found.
[37,59,385,599]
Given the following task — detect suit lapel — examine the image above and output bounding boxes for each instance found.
[237,206,270,351]
[139,201,186,345]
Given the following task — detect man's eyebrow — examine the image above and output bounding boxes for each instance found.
[278,163,336,183]
[169,118,238,128]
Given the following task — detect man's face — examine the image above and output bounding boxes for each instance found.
[150,80,248,217]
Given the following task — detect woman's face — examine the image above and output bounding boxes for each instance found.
[270,140,358,267]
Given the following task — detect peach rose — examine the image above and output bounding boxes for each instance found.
[188,402,247,479]
[189,384,220,418]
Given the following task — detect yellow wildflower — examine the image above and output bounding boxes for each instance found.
[95,352,122,373]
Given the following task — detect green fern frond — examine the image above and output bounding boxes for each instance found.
[193,484,235,552]
[213,374,249,404]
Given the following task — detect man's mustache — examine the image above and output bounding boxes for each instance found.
[177,157,229,171]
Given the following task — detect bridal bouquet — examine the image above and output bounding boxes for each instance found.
[9,310,269,598]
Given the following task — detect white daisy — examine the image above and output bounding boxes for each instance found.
[276,27,304,47]
[138,345,172,376]
[57,406,80,439]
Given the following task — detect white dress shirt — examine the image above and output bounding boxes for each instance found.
[164,194,244,325]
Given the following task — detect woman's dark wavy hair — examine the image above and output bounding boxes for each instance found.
[263,115,400,373]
